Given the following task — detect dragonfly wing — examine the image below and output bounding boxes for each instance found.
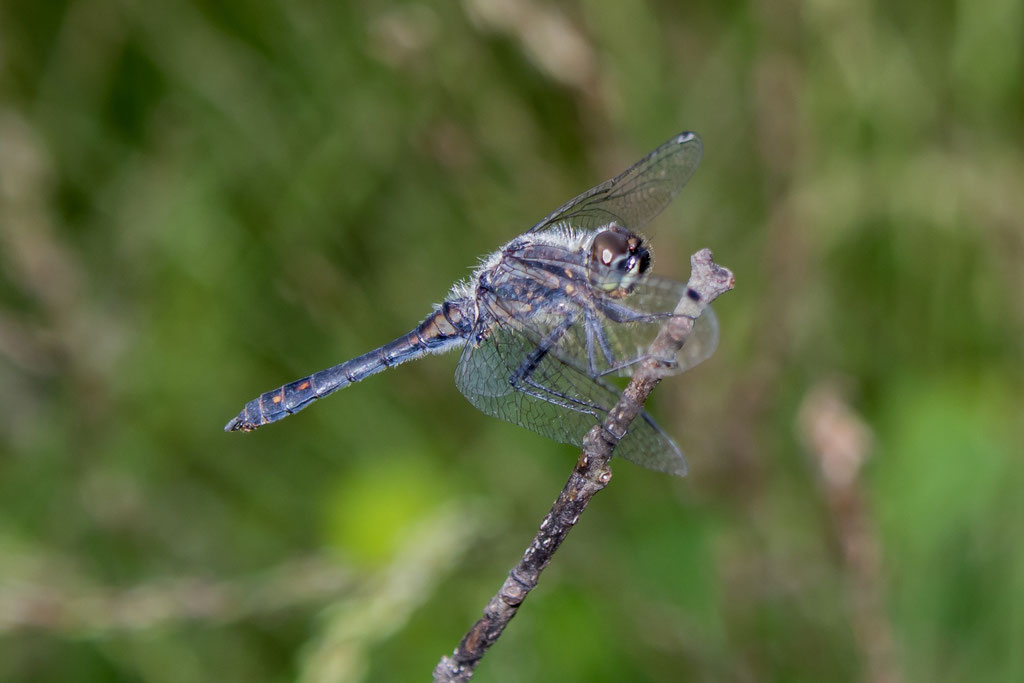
[454,306,688,476]
[528,132,702,234]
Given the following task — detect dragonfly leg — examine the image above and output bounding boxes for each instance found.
[515,373,605,420]
[583,308,600,376]
[508,316,574,387]
[586,306,620,370]
[596,299,676,325]
[592,300,691,375]
[506,315,605,420]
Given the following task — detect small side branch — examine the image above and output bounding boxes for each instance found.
[434,249,734,682]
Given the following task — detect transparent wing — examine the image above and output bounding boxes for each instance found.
[528,132,702,234]
[591,274,719,377]
[454,307,688,477]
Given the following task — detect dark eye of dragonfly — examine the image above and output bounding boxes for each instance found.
[588,227,651,292]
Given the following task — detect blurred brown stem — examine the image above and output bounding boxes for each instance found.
[799,384,903,683]
[433,249,734,682]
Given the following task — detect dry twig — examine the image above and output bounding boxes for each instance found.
[434,249,734,681]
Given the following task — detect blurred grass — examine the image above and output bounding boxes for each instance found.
[1,0,1022,681]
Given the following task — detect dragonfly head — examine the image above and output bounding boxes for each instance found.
[587,225,651,293]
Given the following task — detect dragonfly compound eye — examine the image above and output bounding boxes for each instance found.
[590,229,631,268]
[588,228,650,292]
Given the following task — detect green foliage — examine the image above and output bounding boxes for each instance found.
[0,0,1020,681]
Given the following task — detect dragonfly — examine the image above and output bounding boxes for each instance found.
[225,131,717,477]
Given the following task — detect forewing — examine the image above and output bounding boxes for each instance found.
[528,132,702,234]
[454,308,688,477]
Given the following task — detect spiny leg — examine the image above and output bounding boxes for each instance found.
[596,298,677,325]
[516,373,605,420]
[507,315,606,420]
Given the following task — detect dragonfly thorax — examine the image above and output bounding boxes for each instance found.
[587,225,651,294]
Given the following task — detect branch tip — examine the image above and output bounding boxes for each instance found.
[433,249,735,682]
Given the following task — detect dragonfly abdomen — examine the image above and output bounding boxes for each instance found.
[224,301,472,432]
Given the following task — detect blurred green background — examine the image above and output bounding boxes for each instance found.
[1,0,1021,681]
